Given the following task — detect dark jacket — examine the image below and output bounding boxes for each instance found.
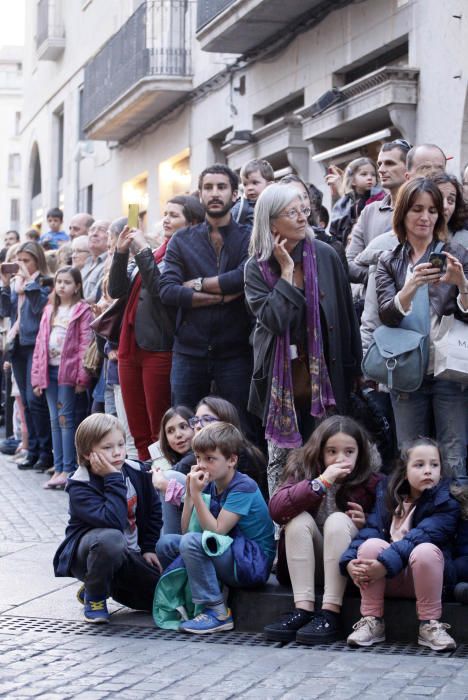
[159,219,252,358]
[0,274,52,347]
[53,460,162,577]
[339,478,460,584]
[375,241,468,327]
[271,472,382,586]
[330,188,385,247]
[244,238,362,424]
[108,248,175,352]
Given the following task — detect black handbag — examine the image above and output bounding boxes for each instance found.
[90,296,127,343]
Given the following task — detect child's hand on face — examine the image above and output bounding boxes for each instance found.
[89,451,119,476]
[345,501,366,529]
[321,460,353,484]
[188,466,209,493]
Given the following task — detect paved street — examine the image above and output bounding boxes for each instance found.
[1,454,468,699]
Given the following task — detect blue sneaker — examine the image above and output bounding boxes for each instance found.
[179,608,234,634]
[76,584,85,605]
[83,593,109,624]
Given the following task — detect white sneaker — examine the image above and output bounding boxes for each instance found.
[418,620,456,651]
[347,616,386,647]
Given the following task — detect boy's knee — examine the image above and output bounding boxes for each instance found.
[92,529,127,561]
[358,538,387,558]
[179,531,203,555]
[409,542,443,565]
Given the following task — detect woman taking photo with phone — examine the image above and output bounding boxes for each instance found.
[108,195,205,461]
[375,177,468,475]
[0,241,53,471]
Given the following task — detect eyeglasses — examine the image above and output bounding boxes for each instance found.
[279,206,311,220]
[189,415,218,429]
[72,249,89,255]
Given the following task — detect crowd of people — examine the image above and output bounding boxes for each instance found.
[2,143,468,651]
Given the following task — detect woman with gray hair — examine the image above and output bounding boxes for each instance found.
[245,184,361,495]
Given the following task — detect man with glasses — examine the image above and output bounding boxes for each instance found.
[347,139,411,284]
[71,235,91,271]
[160,164,254,440]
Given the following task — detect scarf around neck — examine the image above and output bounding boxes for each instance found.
[259,238,335,448]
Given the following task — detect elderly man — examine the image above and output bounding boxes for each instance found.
[81,219,111,301]
[69,212,94,240]
[71,235,91,271]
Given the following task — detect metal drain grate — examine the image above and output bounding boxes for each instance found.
[0,616,458,656]
[0,616,280,647]
[286,638,452,656]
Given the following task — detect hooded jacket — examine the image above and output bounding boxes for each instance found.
[31,301,93,389]
[53,460,162,577]
[339,477,460,584]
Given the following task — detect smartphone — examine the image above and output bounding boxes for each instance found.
[0,262,19,274]
[428,252,447,274]
[127,203,139,229]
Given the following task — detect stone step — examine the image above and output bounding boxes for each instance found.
[229,576,468,643]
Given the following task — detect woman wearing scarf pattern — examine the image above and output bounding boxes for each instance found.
[245,184,362,496]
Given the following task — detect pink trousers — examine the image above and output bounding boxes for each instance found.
[358,538,444,621]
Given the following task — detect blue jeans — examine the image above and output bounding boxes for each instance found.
[170,352,253,438]
[156,532,238,606]
[45,365,78,473]
[11,343,52,461]
[391,375,468,476]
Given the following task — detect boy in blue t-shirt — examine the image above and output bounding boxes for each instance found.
[39,207,69,250]
[156,422,275,634]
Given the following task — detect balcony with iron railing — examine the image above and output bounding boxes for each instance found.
[82,0,194,142]
[36,0,65,61]
[196,0,354,54]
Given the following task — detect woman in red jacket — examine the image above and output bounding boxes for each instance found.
[264,416,381,645]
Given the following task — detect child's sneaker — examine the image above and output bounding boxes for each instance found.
[83,593,109,624]
[264,608,313,642]
[76,584,85,605]
[347,616,385,647]
[418,620,456,651]
[296,610,343,645]
[179,608,234,634]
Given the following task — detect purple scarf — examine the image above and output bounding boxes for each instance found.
[259,238,335,448]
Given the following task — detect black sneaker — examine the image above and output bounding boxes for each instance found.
[264,609,313,642]
[296,610,343,645]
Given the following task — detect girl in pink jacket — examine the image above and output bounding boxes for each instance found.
[32,267,93,489]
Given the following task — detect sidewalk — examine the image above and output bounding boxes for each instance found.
[2,453,468,699]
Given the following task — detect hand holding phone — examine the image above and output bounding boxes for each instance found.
[0,263,19,275]
[428,252,447,274]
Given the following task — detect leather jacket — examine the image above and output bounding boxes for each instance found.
[375,240,468,327]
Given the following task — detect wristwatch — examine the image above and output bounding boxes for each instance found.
[310,478,325,495]
[193,277,203,292]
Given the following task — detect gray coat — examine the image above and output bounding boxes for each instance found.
[244,239,362,425]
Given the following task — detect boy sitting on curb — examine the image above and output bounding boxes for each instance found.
[53,414,162,623]
[155,422,275,634]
